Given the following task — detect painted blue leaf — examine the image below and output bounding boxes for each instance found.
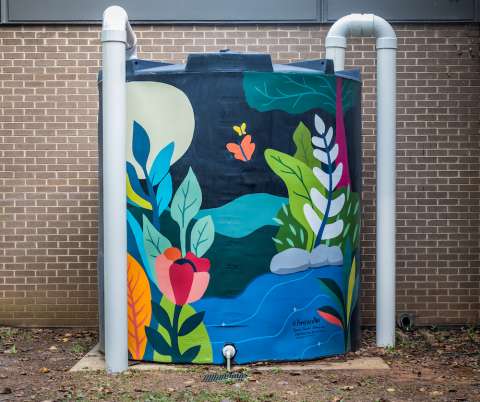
[127,210,154,282]
[149,142,174,186]
[156,174,173,215]
[127,162,148,200]
[132,121,150,168]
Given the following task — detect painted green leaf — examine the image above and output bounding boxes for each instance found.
[180,345,201,362]
[190,216,215,257]
[264,149,324,251]
[178,311,205,337]
[171,168,202,229]
[243,72,357,115]
[293,122,320,169]
[151,301,172,331]
[346,257,356,321]
[145,326,171,356]
[143,215,172,274]
[171,167,202,256]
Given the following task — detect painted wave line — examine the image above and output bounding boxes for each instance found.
[206,269,314,328]
[211,292,330,345]
[300,331,343,358]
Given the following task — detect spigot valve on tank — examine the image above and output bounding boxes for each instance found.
[222,344,236,371]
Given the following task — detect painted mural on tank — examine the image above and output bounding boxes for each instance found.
[120,54,362,364]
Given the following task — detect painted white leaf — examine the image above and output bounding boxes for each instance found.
[311,188,345,217]
[322,220,344,240]
[312,135,324,149]
[329,143,339,162]
[313,163,343,191]
[330,193,345,216]
[303,204,321,233]
[313,166,329,189]
[325,127,333,146]
[331,163,343,189]
[314,114,325,135]
[313,143,339,164]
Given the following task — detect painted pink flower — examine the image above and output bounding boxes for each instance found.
[155,247,210,305]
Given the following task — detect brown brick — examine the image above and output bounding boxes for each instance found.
[0,23,478,328]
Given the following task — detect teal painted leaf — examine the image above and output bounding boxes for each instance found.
[293,122,320,169]
[149,142,174,186]
[180,345,201,362]
[152,302,172,331]
[127,210,151,279]
[178,311,205,337]
[243,72,357,115]
[190,216,215,257]
[171,167,202,232]
[145,326,171,355]
[143,215,172,273]
[132,121,150,168]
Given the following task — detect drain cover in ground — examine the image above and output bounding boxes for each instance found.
[203,372,247,382]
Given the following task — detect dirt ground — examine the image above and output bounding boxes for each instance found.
[0,326,478,402]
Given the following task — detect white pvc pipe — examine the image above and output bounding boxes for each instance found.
[101,5,137,373]
[325,14,397,347]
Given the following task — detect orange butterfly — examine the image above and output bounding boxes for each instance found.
[226,134,255,162]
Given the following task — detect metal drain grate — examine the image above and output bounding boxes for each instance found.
[202,372,247,382]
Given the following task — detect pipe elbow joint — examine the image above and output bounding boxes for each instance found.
[326,13,397,50]
[101,6,137,58]
[372,15,397,50]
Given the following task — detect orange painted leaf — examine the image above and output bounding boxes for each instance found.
[317,309,343,328]
[128,254,152,360]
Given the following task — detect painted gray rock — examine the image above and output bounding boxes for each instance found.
[309,245,343,267]
[270,248,311,275]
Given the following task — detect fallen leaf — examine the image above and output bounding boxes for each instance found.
[0,387,12,395]
[341,385,354,391]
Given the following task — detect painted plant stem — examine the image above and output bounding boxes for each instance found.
[142,166,161,231]
[315,135,333,246]
[335,77,351,187]
[171,304,182,359]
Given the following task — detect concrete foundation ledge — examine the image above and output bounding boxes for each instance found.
[70,344,390,372]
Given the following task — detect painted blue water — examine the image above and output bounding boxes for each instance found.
[196,193,287,238]
[192,266,346,364]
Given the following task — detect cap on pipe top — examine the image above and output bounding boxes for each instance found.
[101,6,128,43]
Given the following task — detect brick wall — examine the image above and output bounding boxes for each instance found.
[0,23,478,327]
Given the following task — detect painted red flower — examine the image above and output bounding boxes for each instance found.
[155,247,210,305]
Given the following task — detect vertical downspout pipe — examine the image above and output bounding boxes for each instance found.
[101,6,137,373]
[325,14,397,347]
